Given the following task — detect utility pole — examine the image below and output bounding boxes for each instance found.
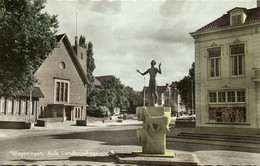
[143,78,145,106]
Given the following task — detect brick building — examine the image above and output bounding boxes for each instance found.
[35,34,89,121]
[190,3,260,134]
[0,33,89,126]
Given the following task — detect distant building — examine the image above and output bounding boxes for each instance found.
[142,82,180,115]
[190,3,260,134]
[93,75,115,87]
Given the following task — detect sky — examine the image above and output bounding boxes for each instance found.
[44,0,256,91]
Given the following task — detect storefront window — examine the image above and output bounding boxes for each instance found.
[208,89,246,123]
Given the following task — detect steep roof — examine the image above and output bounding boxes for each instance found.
[93,77,101,86]
[15,87,44,98]
[56,34,65,42]
[95,75,115,85]
[55,34,89,85]
[197,7,260,32]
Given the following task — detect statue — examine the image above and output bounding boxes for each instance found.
[137,60,161,106]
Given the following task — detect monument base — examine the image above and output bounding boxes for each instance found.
[132,150,176,158]
[109,151,199,166]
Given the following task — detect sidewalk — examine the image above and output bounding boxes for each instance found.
[0,119,142,139]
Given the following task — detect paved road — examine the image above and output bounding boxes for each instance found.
[0,120,260,165]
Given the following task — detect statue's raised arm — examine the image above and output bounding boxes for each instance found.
[136,69,149,76]
[158,62,162,74]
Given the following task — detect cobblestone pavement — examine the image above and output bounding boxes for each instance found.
[0,120,260,165]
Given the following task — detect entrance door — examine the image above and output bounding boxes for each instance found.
[65,107,72,121]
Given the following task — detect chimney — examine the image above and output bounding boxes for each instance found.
[258,0,260,7]
[75,36,78,55]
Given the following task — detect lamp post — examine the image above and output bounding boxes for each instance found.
[29,86,33,129]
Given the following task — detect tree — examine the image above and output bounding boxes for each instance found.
[125,86,143,114]
[87,77,142,117]
[0,0,58,96]
[102,77,129,110]
[86,42,95,83]
[177,62,195,111]
[79,35,86,48]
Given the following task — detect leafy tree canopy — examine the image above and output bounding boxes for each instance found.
[87,77,142,117]
[0,0,58,96]
[79,35,86,48]
[86,41,95,83]
[177,62,195,110]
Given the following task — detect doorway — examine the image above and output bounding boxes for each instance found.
[65,106,72,121]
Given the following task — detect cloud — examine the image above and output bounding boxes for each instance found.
[160,0,186,17]
[44,0,256,91]
[89,0,121,14]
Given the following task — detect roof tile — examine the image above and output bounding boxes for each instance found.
[197,7,260,32]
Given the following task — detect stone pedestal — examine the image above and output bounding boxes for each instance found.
[136,106,173,155]
[109,106,199,165]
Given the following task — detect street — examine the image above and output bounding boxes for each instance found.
[0,120,260,165]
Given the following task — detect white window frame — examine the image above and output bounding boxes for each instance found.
[230,44,245,76]
[208,47,221,78]
[231,14,242,25]
[54,79,70,103]
[21,97,26,115]
[0,97,5,113]
[208,89,247,123]
[209,89,246,104]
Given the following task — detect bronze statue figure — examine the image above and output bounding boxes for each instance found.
[137,60,162,106]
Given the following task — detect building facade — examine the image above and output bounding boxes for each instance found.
[34,34,89,122]
[0,87,44,123]
[190,5,260,134]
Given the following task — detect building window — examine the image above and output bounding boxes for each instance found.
[7,99,12,114]
[78,108,81,118]
[218,92,226,102]
[21,97,26,114]
[55,79,70,103]
[0,97,5,113]
[208,47,221,78]
[230,44,245,76]
[232,14,242,25]
[209,92,217,103]
[75,108,81,118]
[208,89,246,123]
[237,91,245,102]
[227,91,235,102]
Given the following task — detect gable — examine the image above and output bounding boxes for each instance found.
[35,34,89,86]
